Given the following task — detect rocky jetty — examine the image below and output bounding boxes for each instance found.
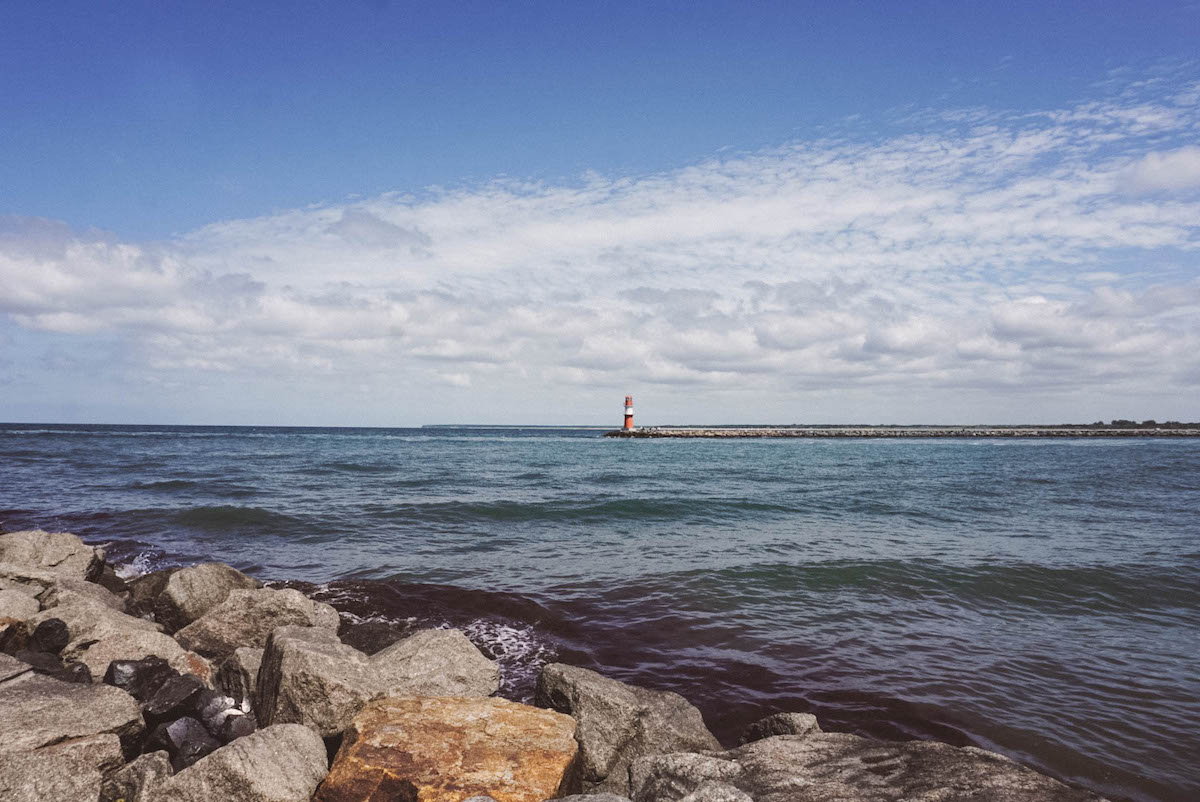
[0,527,1111,801]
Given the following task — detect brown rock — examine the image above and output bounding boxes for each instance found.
[316,696,579,802]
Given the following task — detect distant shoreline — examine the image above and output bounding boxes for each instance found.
[606,426,1200,438]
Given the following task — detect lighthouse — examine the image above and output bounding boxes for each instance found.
[623,394,634,430]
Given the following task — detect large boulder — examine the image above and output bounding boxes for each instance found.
[155,562,262,632]
[0,748,105,802]
[0,671,144,756]
[0,589,38,620]
[255,625,381,737]
[174,587,339,660]
[0,562,58,603]
[216,646,264,704]
[101,750,172,802]
[738,712,820,744]
[153,723,328,802]
[41,576,128,611]
[536,663,720,796]
[315,696,579,802]
[629,732,1108,802]
[371,627,501,697]
[255,626,500,737]
[127,567,180,616]
[0,529,104,581]
[38,732,125,776]
[0,652,31,682]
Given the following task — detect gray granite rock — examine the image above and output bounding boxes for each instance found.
[101,750,172,802]
[41,576,128,611]
[216,646,264,704]
[127,567,180,616]
[154,723,328,802]
[738,712,821,744]
[536,663,720,796]
[0,588,38,620]
[629,732,1108,802]
[0,748,104,802]
[0,652,32,682]
[370,627,500,698]
[155,562,262,632]
[38,732,125,776]
[0,529,104,581]
[0,562,58,603]
[0,671,144,756]
[174,587,340,660]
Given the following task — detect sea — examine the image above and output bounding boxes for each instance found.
[0,423,1196,802]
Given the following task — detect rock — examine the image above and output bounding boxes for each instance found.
[0,651,32,682]
[0,588,38,620]
[255,625,381,737]
[219,710,258,743]
[738,711,821,744]
[628,732,1108,802]
[216,646,264,703]
[29,617,69,653]
[536,663,720,796]
[42,576,128,611]
[316,696,579,802]
[142,673,207,727]
[557,795,634,802]
[0,749,104,801]
[101,750,172,802]
[0,529,104,581]
[13,648,62,674]
[371,627,500,697]
[97,562,131,595]
[155,723,328,802]
[127,567,180,616]
[0,617,29,653]
[155,562,262,632]
[174,587,340,660]
[165,716,222,771]
[0,562,58,603]
[39,732,125,776]
[34,600,213,680]
[255,625,500,737]
[104,655,180,701]
[0,671,144,756]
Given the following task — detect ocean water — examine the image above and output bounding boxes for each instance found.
[1,424,1197,802]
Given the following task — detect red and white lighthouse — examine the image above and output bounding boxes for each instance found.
[623,394,634,430]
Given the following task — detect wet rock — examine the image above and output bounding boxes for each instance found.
[155,562,262,632]
[104,655,179,701]
[195,687,239,733]
[536,663,720,796]
[255,625,380,737]
[142,672,207,727]
[0,529,104,581]
[100,750,172,802]
[0,749,104,802]
[316,696,579,802]
[174,587,340,660]
[738,711,821,744]
[127,566,180,616]
[29,617,69,653]
[97,562,131,596]
[38,732,125,777]
[0,671,144,756]
[216,645,264,703]
[220,710,258,743]
[339,620,405,654]
[156,723,328,802]
[0,588,38,620]
[628,732,1108,802]
[371,627,500,697]
[168,716,222,771]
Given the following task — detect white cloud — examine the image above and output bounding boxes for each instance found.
[1,75,1199,422]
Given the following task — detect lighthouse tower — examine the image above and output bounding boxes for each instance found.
[623,394,634,430]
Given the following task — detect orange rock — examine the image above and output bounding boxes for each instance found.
[316,696,579,802]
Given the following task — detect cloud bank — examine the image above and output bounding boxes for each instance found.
[2,76,1199,424]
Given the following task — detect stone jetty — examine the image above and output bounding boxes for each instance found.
[606,426,1200,438]
[0,527,1110,801]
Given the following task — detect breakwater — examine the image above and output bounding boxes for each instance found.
[606,426,1200,438]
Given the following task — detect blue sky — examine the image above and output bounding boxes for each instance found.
[1,2,1199,424]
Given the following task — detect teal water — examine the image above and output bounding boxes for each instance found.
[1,424,1197,801]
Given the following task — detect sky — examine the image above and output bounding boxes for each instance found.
[1,1,1199,426]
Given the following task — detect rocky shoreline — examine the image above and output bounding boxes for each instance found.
[0,528,1111,801]
[606,427,1200,438]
